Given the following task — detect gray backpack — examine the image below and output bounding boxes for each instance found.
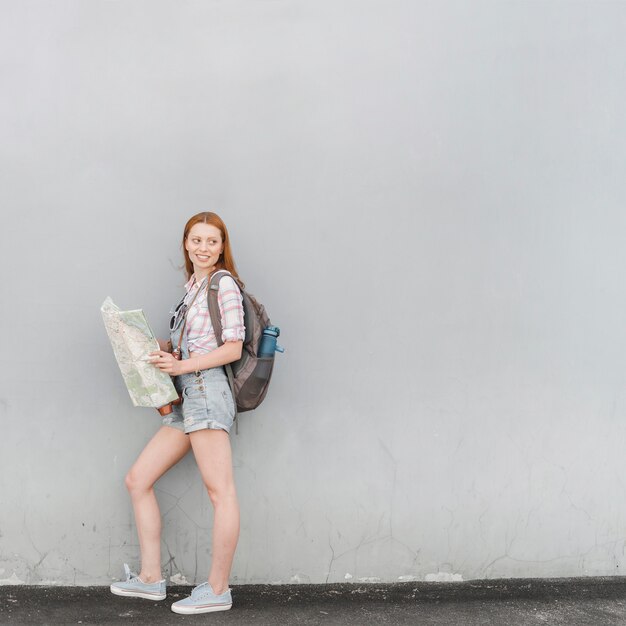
[208,270,277,430]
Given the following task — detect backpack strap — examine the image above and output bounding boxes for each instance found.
[208,270,239,433]
[208,271,227,346]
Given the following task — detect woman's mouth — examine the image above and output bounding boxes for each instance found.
[196,254,210,261]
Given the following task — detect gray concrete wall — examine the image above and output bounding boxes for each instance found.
[1,0,626,585]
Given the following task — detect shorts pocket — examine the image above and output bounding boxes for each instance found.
[206,380,235,419]
[221,386,236,417]
[182,381,205,400]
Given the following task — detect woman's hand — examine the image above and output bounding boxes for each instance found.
[149,350,184,376]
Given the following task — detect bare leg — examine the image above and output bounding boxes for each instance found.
[125,426,191,582]
[189,429,239,594]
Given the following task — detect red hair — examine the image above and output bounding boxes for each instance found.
[181,212,244,288]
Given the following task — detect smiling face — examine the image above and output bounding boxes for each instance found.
[184,222,225,279]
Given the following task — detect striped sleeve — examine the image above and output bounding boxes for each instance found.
[217,275,246,342]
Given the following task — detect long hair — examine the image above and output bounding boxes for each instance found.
[181,212,244,288]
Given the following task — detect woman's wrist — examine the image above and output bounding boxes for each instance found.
[184,357,202,374]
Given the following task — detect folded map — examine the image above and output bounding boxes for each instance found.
[101,297,179,409]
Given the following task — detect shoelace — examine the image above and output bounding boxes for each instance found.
[190,583,206,598]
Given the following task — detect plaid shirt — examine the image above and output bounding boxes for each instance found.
[182,272,246,354]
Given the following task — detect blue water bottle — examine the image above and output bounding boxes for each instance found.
[258,326,285,357]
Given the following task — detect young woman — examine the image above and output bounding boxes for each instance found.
[110,211,245,615]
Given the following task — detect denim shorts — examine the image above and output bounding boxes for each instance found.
[162,367,236,434]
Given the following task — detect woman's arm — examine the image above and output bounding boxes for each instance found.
[149,340,243,376]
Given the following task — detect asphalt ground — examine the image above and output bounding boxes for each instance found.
[2,577,626,625]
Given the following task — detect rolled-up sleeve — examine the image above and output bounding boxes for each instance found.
[218,276,246,342]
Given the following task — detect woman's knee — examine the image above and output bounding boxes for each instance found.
[205,481,237,507]
[124,467,154,494]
